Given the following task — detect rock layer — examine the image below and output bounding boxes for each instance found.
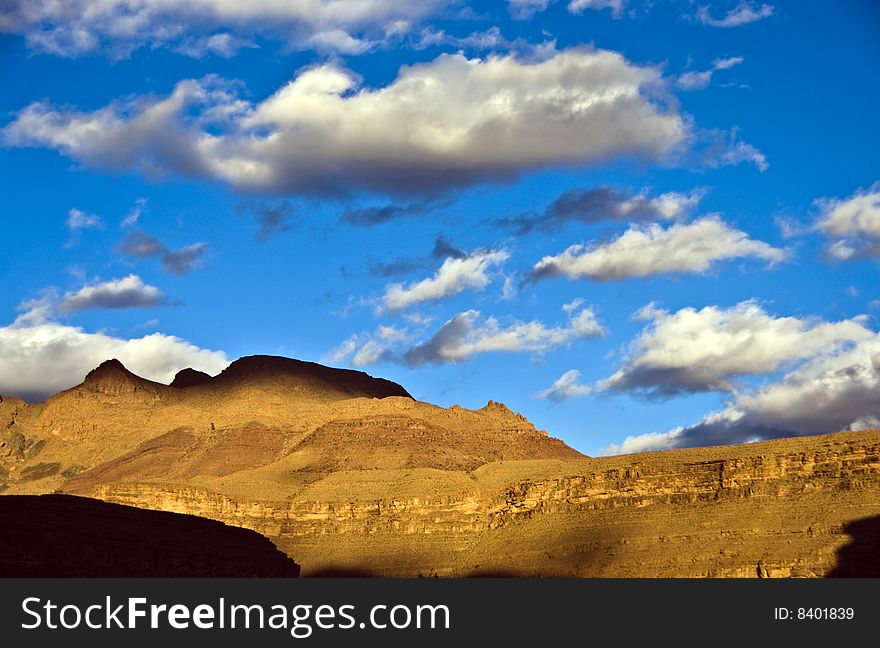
[87,430,880,577]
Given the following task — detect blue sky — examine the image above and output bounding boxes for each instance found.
[1,1,878,456]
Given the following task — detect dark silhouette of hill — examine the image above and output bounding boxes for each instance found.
[0,494,300,577]
[207,355,413,400]
[826,515,880,577]
[170,367,213,388]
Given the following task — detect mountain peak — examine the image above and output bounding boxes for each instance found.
[84,359,133,382]
[81,359,164,396]
[170,368,213,389]
[214,355,413,400]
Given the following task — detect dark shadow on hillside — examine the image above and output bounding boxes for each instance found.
[0,494,300,577]
[306,568,377,578]
[826,515,880,577]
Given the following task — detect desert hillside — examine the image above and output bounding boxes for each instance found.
[1,356,878,577]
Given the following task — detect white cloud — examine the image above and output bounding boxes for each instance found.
[404,302,605,365]
[174,32,257,59]
[536,369,592,402]
[676,56,743,91]
[695,2,774,28]
[599,300,873,396]
[509,0,626,18]
[814,183,880,260]
[716,138,768,172]
[603,429,684,455]
[324,335,359,365]
[381,249,509,311]
[685,127,768,172]
[413,25,545,56]
[328,301,605,367]
[568,0,626,18]
[508,0,551,19]
[605,331,880,454]
[121,197,147,228]
[562,297,586,315]
[3,49,693,196]
[303,29,373,54]
[60,275,165,312]
[713,56,744,70]
[532,215,785,281]
[0,306,229,401]
[0,0,445,57]
[676,70,713,91]
[66,207,102,231]
[323,325,412,368]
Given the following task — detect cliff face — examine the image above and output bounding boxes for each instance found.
[89,431,880,577]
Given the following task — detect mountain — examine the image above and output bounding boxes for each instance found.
[1,354,579,494]
[1,355,879,577]
[206,355,413,400]
[169,367,212,388]
[82,358,173,399]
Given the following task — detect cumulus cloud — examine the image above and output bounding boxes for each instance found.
[496,186,705,234]
[2,49,696,197]
[600,300,873,396]
[327,301,604,367]
[532,215,785,281]
[536,369,592,402]
[324,326,406,367]
[695,2,774,28]
[0,306,229,401]
[568,0,626,18]
[603,429,684,455]
[605,330,880,454]
[381,249,510,312]
[60,275,165,312]
[404,302,604,365]
[0,0,444,57]
[813,183,880,260]
[119,231,208,275]
[676,56,743,91]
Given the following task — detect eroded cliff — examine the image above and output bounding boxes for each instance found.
[88,430,880,577]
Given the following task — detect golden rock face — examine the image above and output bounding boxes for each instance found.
[2,355,879,577]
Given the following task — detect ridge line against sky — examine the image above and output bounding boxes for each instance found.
[1,1,878,456]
